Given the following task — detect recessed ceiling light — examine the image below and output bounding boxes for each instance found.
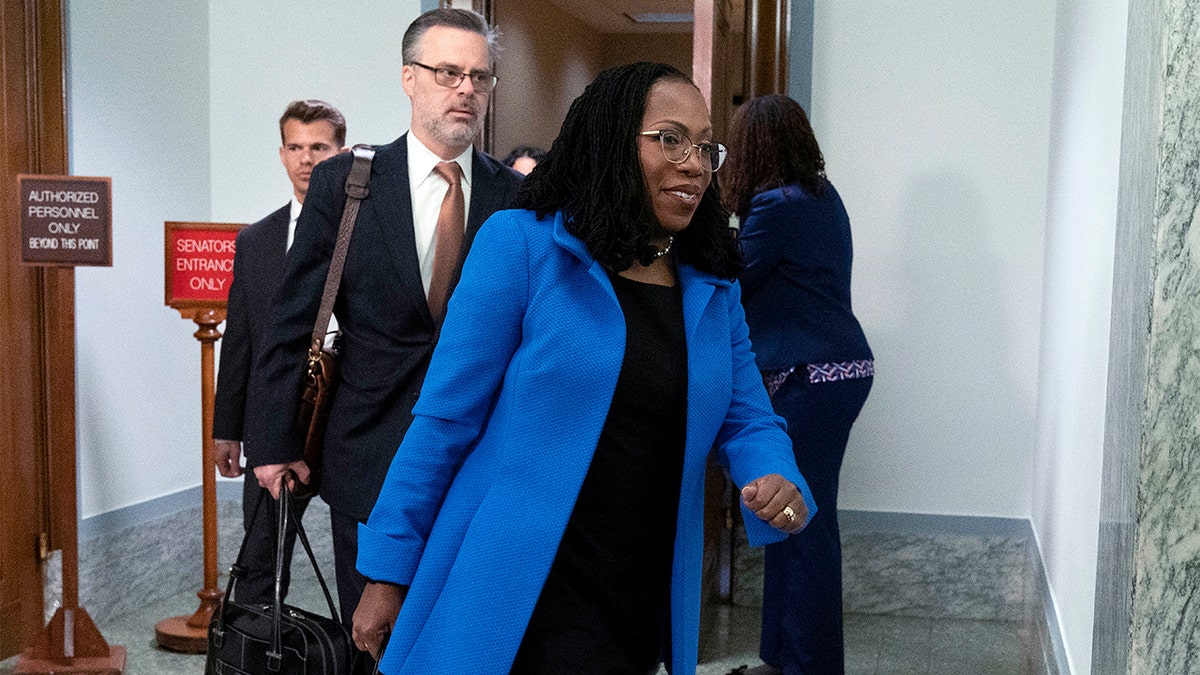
[623,12,694,24]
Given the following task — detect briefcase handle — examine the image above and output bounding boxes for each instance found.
[213,474,342,669]
[266,474,341,669]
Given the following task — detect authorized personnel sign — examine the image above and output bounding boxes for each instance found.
[19,175,112,266]
[164,222,245,310]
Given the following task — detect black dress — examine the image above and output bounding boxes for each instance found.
[510,273,687,675]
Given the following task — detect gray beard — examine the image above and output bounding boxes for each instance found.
[424,117,480,152]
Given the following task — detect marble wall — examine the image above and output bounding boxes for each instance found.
[1130,0,1200,670]
[1097,0,1200,672]
[1093,0,1161,670]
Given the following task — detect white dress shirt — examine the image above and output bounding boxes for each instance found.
[406,133,474,297]
[286,196,302,251]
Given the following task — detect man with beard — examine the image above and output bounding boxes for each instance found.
[244,8,521,654]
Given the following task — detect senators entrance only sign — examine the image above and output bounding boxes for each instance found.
[164,222,244,311]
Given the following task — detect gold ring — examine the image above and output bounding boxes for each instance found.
[783,505,796,523]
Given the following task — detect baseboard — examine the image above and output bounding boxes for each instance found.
[1029,540,1071,675]
[79,480,243,541]
[839,509,1034,537]
[76,480,244,624]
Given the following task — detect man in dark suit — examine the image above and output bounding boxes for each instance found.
[212,99,347,604]
[244,8,522,638]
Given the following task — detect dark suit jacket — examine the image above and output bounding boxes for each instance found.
[213,203,290,443]
[245,134,522,518]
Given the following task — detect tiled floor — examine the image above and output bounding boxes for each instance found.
[689,605,1035,675]
[1,497,1040,674]
[0,603,1035,674]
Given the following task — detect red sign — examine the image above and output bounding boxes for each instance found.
[164,222,245,310]
[19,174,113,266]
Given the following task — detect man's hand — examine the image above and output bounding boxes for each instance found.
[213,439,243,478]
[741,473,809,534]
[253,460,311,499]
[353,582,407,659]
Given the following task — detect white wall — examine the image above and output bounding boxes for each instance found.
[69,1,420,518]
[810,3,1056,517]
[208,1,420,222]
[68,1,212,518]
[1030,2,1129,672]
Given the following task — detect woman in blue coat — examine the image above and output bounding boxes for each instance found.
[723,95,874,674]
[351,63,818,674]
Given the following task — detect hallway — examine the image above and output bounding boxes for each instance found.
[1,494,1043,674]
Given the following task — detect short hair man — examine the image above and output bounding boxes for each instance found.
[212,99,347,604]
[244,7,521,652]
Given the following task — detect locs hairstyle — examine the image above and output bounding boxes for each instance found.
[513,62,742,279]
[722,94,827,219]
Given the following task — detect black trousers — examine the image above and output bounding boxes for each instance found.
[236,473,311,604]
[330,504,377,675]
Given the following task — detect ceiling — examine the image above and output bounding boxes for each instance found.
[547,0,696,34]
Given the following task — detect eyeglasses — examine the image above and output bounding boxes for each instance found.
[409,62,497,92]
[639,130,727,172]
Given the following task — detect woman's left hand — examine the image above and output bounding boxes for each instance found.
[740,474,809,534]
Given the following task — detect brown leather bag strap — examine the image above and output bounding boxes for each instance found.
[310,144,375,353]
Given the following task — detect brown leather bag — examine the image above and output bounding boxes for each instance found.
[294,145,374,497]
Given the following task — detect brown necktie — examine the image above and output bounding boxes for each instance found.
[428,161,464,324]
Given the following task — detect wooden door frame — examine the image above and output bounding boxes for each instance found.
[0,0,76,659]
[745,0,789,99]
[441,0,496,154]
[693,0,793,604]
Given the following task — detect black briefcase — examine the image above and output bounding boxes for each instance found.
[206,480,354,674]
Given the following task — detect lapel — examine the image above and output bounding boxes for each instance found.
[677,261,729,343]
[461,149,508,259]
[551,211,729,342]
[552,207,729,345]
[551,212,618,306]
[435,149,516,326]
[266,202,289,261]
[366,135,426,300]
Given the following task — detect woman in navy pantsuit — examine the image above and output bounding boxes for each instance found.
[723,95,874,675]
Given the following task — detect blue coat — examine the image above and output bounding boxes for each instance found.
[357,209,816,674]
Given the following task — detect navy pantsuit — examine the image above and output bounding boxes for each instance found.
[739,182,873,674]
[759,375,871,673]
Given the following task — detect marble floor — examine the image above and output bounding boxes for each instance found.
[1,496,1042,674]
